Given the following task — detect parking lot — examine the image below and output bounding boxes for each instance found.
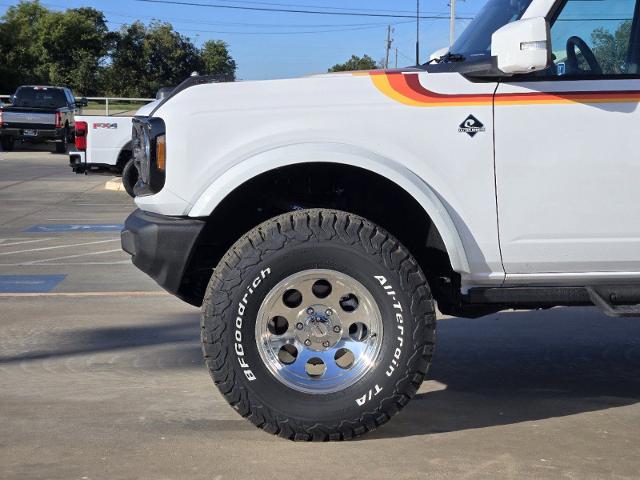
[1,148,639,480]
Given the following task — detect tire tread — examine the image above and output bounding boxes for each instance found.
[201,209,436,441]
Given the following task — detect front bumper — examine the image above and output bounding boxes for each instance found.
[121,209,206,299]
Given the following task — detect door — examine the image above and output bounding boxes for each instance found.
[495,0,640,281]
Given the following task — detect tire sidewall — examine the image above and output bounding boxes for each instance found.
[217,236,419,424]
[122,159,138,198]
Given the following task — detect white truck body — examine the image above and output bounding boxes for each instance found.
[128,0,640,295]
[69,101,159,173]
[70,115,132,171]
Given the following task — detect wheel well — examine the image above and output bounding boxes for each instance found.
[116,141,133,171]
[178,163,460,307]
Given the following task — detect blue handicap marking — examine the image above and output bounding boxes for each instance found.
[0,274,67,293]
[24,224,124,233]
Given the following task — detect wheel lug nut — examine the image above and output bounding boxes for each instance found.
[326,309,333,316]
[304,339,312,346]
[296,322,304,330]
[322,341,330,348]
[306,307,314,315]
[333,325,341,333]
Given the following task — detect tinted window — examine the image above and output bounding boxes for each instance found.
[547,0,637,76]
[13,88,68,108]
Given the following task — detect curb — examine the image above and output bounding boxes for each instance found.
[105,177,125,192]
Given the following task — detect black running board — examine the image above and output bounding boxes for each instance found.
[585,287,640,317]
[448,285,640,318]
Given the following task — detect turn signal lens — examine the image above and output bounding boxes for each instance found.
[156,134,166,171]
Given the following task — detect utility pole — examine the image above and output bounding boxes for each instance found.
[415,0,420,65]
[449,0,456,47]
[384,25,394,69]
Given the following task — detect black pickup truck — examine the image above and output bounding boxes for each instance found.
[0,86,87,153]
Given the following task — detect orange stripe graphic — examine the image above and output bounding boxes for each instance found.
[369,71,640,107]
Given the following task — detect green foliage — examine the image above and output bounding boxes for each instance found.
[201,40,236,80]
[328,54,379,73]
[591,20,632,74]
[0,1,238,97]
[104,21,203,97]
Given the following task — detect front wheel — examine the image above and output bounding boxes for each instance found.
[201,209,436,440]
[121,158,139,198]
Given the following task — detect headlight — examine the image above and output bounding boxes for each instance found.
[132,117,166,196]
[133,122,151,183]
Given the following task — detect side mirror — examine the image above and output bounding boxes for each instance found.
[78,97,88,107]
[491,17,550,75]
[9,94,15,104]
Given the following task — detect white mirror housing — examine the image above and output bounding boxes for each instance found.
[491,17,550,75]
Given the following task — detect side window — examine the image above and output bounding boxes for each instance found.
[65,89,75,106]
[546,0,638,76]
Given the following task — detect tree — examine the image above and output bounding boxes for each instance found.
[0,1,237,97]
[38,7,112,95]
[328,54,379,72]
[591,20,632,75]
[103,22,147,97]
[0,0,50,92]
[143,22,202,95]
[104,22,210,97]
[200,40,236,80]
[0,1,111,95]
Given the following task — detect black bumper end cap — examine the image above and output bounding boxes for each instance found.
[121,209,206,298]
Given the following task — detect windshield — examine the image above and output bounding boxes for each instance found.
[450,0,534,59]
[13,88,67,108]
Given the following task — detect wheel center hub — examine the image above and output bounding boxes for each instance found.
[295,304,342,351]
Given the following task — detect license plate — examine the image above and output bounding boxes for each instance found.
[23,129,38,137]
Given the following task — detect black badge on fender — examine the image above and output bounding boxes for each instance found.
[458,115,485,137]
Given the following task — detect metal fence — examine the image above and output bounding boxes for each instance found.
[0,95,155,116]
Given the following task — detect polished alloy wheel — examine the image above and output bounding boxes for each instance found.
[255,269,384,394]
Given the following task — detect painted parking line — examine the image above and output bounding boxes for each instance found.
[0,291,168,298]
[0,239,119,256]
[24,224,124,233]
[0,274,66,293]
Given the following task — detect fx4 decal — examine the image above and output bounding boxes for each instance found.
[93,122,118,130]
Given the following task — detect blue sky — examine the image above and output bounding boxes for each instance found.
[0,0,488,80]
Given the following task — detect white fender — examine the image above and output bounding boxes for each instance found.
[188,142,471,274]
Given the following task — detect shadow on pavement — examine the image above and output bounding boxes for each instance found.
[2,306,640,437]
[0,313,202,365]
[368,307,640,439]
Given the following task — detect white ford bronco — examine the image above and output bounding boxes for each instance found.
[121,0,640,440]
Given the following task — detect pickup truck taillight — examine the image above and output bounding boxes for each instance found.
[55,111,63,129]
[74,121,88,150]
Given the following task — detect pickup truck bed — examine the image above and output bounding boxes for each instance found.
[68,115,133,174]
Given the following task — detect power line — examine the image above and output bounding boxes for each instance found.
[132,0,474,20]
[200,0,423,15]
[105,19,412,35]
[6,1,424,30]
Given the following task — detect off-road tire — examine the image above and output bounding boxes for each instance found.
[201,209,436,440]
[1,136,14,151]
[121,158,138,198]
